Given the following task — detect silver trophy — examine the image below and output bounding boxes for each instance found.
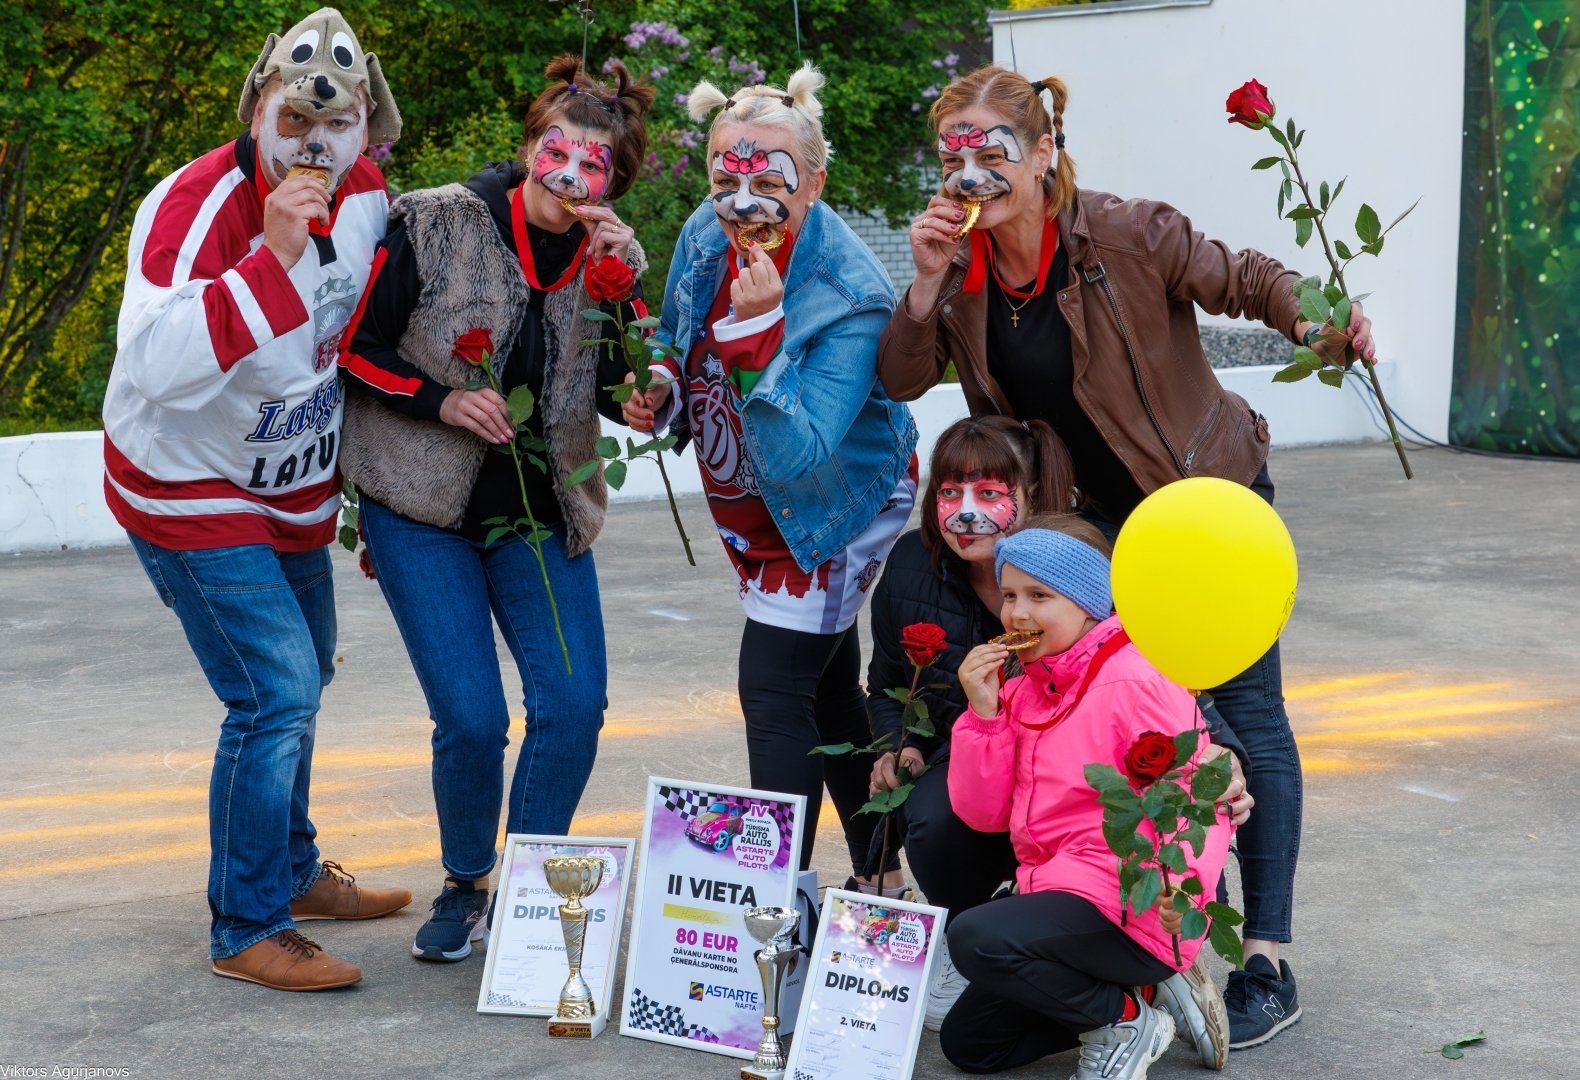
[741,905,802,1080]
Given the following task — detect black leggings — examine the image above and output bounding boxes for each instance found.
[940,891,1175,1075]
[738,618,879,874]
[900,757,1017,927]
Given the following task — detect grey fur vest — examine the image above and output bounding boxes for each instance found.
[340,184,645,558]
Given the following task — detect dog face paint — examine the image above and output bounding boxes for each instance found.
[256,83,368,193]
[711,139,800,225]
[938,123,1022,202]
[531,124,613,205]
[937,473,1019,550]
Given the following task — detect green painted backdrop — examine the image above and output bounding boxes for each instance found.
[1454,1,1580,453]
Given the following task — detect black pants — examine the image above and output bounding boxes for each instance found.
[901,757,1017,927]
[940,891,1175,1075]
[738,619,878,873]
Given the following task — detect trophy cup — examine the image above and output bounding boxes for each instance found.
[543,855,607,1039]
[741,906,802,1080]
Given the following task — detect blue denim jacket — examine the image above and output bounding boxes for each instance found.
[654,200,918,572]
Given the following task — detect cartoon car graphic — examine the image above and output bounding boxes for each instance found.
[858,911,900,947]
[685,801,744,853]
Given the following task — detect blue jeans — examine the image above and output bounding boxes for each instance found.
[359,498,607,879]
[1209,642,1300,943]
[128,534,333,959]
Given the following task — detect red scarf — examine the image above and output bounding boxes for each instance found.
[963,217,1059,298]
[511,182,590,292]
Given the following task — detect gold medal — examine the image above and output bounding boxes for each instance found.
[735,223,787,252]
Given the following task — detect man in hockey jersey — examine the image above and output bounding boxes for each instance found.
[102,9,411,991]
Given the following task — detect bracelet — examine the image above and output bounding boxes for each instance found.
[1303,324,1323,347]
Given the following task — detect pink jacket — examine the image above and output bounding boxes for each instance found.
[948,616,1233,970]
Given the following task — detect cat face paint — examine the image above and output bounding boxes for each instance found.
[937,473,1019,551]
[710,138,800,226]
[256,83,368,193]
[937,123,1023,204]
[531,124,613,206]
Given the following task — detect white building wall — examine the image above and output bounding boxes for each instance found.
[990,0,1464,442]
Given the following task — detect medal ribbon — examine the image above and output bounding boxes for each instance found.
[511,182,589,292]
[962,216,1059,298]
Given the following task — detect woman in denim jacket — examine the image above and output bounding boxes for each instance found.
[625,63,917,891]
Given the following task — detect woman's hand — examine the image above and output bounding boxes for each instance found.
[731,242,784,322]
[1156,893,1184,936]
[575,204,634,265]
[1200,743,1254,827]
[439,387,514,444]
[905,195,967,316]
[1301,299,1376,365]
[958,642,1009,718]
[621,371,672,434]
[869,747,926,796]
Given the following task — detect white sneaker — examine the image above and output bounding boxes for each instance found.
[924,932,967,1031]
[1070,995,1174,1080]
[1152,954,1229,1069]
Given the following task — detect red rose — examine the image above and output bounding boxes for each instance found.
[358,546,377,581]
[585,254,637,303]
[1123,731,1178,789]
[1225,80,1275,129]
[900,622,948,668]
[452,327,494,365]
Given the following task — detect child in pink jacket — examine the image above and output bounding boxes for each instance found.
[940,518,1235,1080]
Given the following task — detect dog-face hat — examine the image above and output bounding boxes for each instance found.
[237,7,401,145]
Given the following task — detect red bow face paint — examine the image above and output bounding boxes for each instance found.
[531,124,613,206]
[937,123,1022,205]
[711,138,800,226]
[937,474,1019,551]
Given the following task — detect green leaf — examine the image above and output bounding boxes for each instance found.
[528,528,552,543]
[338,524,358,552]
[1332,295,1352,331]
[1172,729,1201,766]
[1363,237,1385,257]
[1291,346,1324,370]
[1250,156,1282,170]
[1299,287,1332,325]
[580,308,615,322]
[1099,789,1143,816]
[629,315,661,329]
[609,383,636,403]
[1279,160,1290,180]
[1191,754,1233,802]
[1384,197,1421,236]
[1334,239,1355,261]
[1426,1031,1486,1059]
[595,435,621,458]
[505,385,535,426]
[1284,205,1321,220]
[1355,203,1381,244]
[810,742,855,756]
[484,526,513,547]
[1273,363,1314,383]
[1317,368,1345,388]
[1180,907,1208,941]
[1208,917,1244,968]
[564,459,601,488]
[1129,867,1163,916]
[604,459,628,490]
[884,687,912,704]
[1180,820,1209,858]
[1294,217,1313,248]
[579,338,615,349]
[1276,186,1285,218]
[1118,857,1141,893]
[1158,843,1188,874]
[1130,833,1154,863]
[906,715,936,739]
[1153,807,1178,835]
[519,435,547,453]
[1322,284,1343,306]
[1085,763,1131,793]
[1204,900,1244,927]
[1293,127,1304,148]
[1265,123,1289,150]
[1319,181,1330,210]
[1179,873,1204,896]
[1172,890,1194,913]
[341,503,359,530]
[525,453,546,472]
[653,434,679,452]
[911,698,930,720]
[464,378,486,391]
[1285,118,1296,144]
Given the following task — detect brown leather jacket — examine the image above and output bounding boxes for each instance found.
[878,188,1304,493]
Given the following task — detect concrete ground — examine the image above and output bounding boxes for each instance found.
[2,442,1577,1079]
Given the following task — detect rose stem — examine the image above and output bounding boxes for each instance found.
[655,452,696,566]
[874,661,924,893]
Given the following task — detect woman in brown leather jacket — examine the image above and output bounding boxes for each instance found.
[877,65,1376,1053]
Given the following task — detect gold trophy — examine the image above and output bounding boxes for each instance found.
[543,855,607,1039]
[741,906,802,1080]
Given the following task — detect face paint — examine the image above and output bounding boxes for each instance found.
[937,473,1019,550]
[937,123,1023,206]
[257,84,368,193]
[531,125,613,207]
[711,139,800,228]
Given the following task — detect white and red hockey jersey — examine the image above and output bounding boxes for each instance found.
[102,135,387,551]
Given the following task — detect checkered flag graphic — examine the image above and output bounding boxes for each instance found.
[626,987,719,1042]
[658,785,796,855]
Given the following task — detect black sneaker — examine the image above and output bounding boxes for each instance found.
[1226,954,1301,1049]
[411,879,490,962]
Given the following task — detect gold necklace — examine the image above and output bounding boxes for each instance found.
[999,280,1034,328]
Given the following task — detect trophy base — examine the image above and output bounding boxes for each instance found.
[740,1068,784,1080]
[547,1012,606,1040]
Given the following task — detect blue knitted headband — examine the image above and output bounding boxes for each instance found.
[994,529,1113,621]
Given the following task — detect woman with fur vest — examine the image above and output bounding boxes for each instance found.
[337,57,653,964]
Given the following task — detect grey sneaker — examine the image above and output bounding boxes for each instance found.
[1070,995,1174,1080]
[924,933,968,1032]
[1153,954,1228,1069]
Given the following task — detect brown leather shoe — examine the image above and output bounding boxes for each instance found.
[212,929,362,991]
[290,861,412,920]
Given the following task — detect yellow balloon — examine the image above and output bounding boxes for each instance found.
[1111,477,1298,691]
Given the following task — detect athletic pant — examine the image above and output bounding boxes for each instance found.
[940,891,1175,1074]
[898,756,1018,926]
[738,618,879,874]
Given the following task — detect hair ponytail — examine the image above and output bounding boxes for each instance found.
[1024,419,1076,514]
[687,80,729,122]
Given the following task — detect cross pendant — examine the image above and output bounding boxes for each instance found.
[1011,311,1020,328]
